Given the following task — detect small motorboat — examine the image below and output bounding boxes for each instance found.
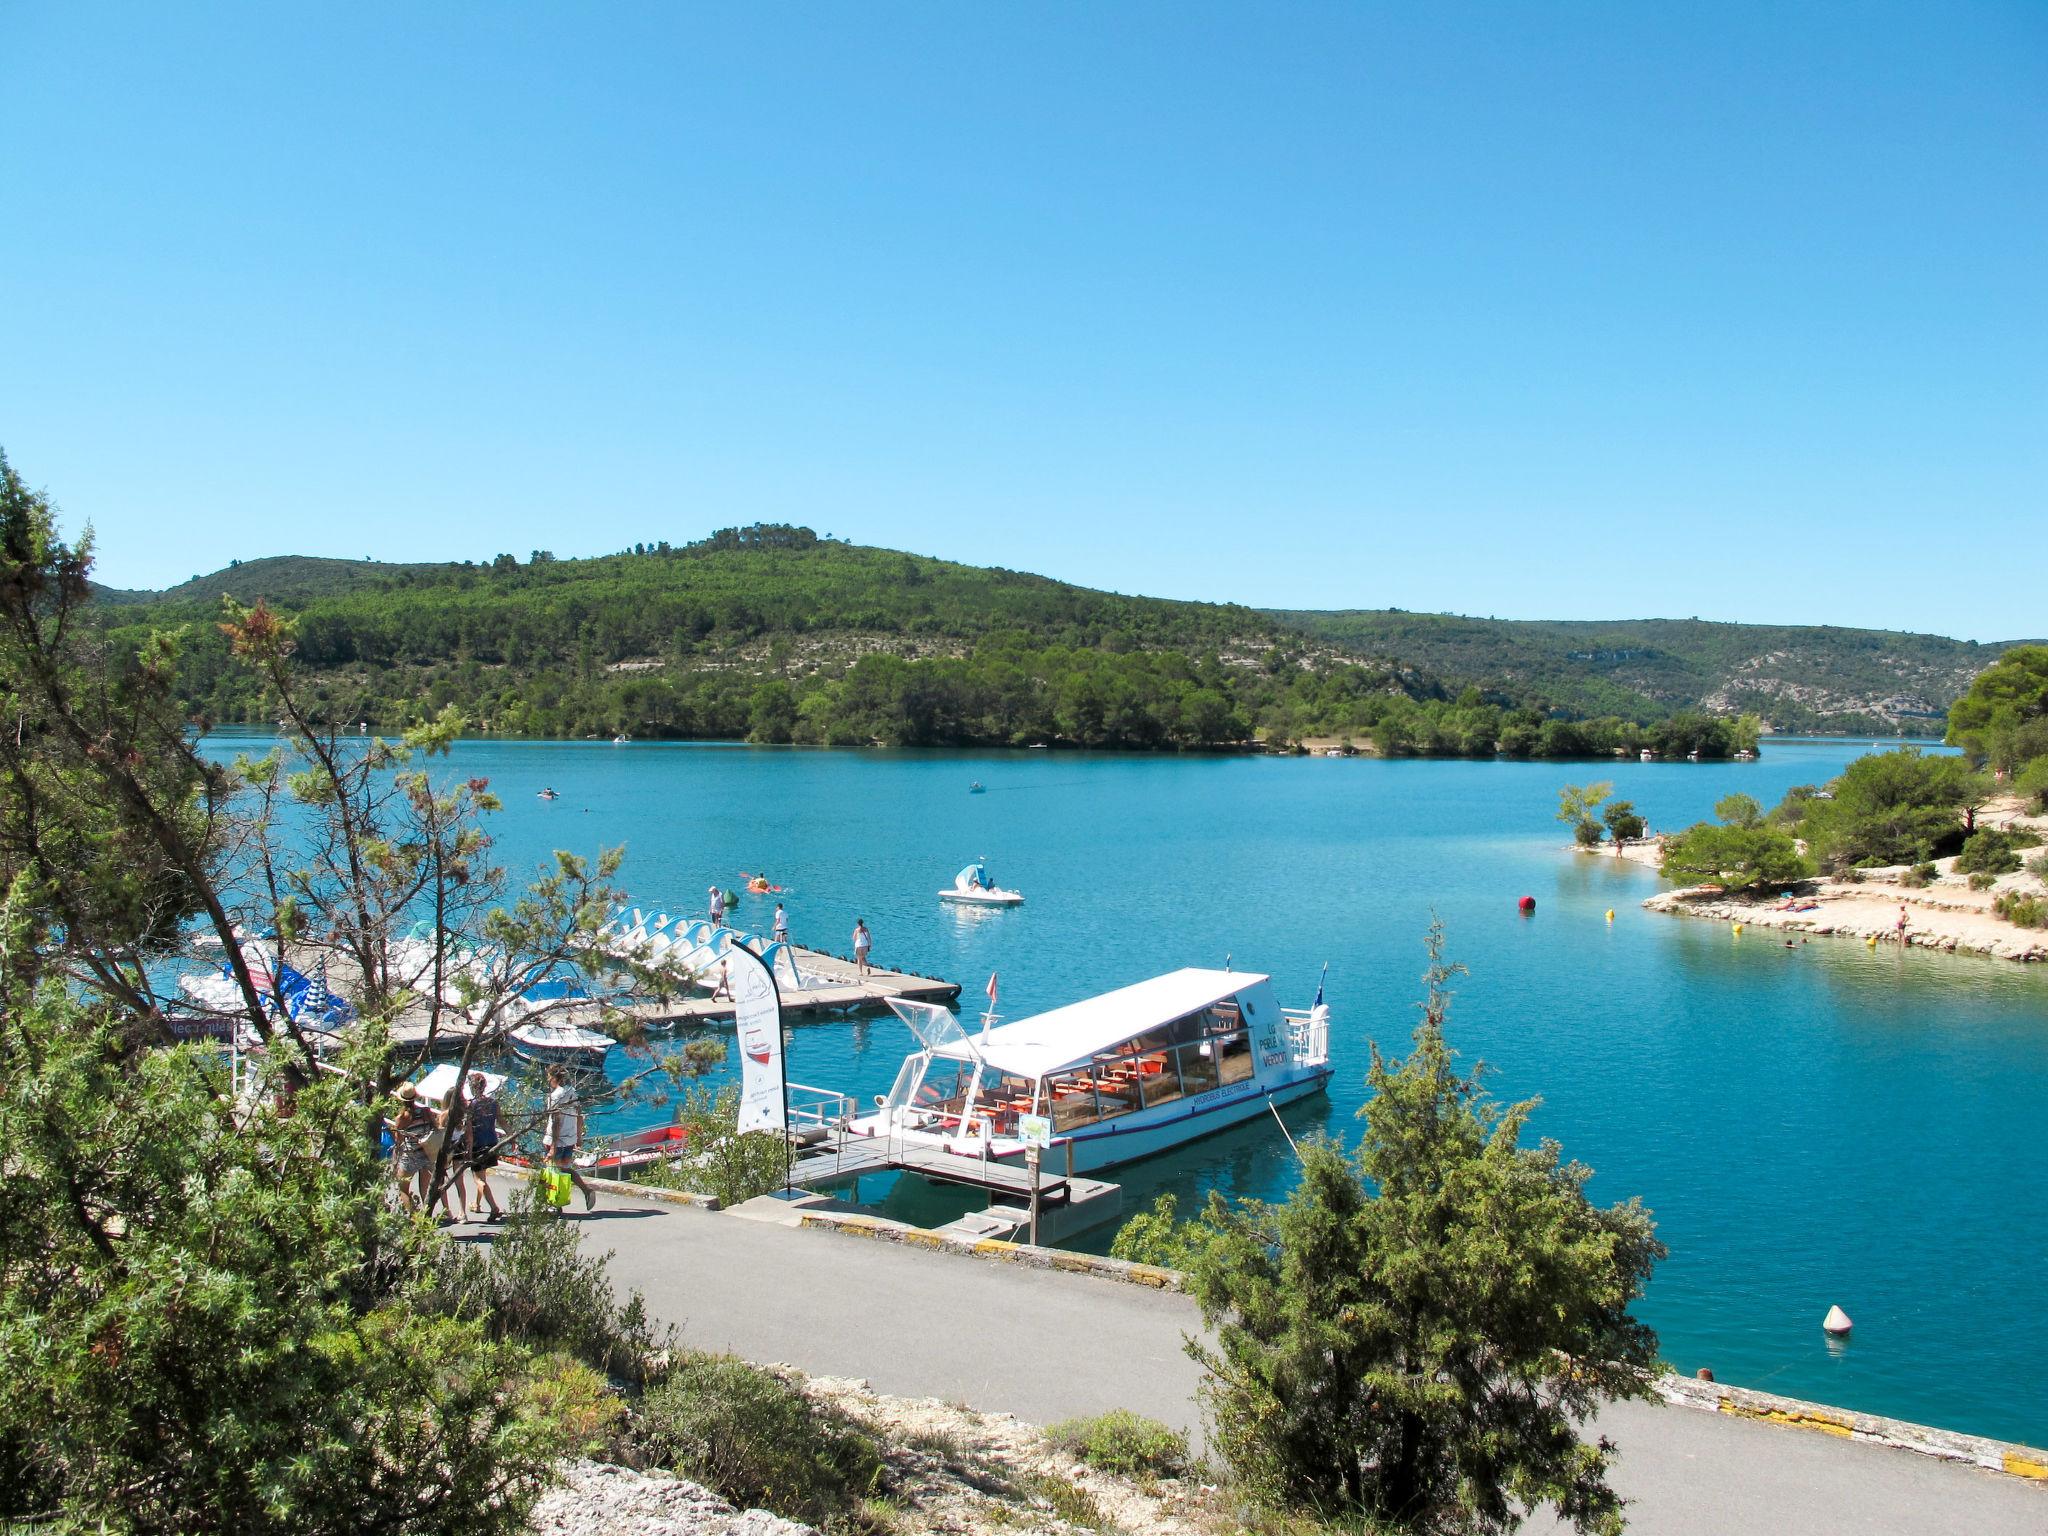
[538,787,559,800]
[938,859,1023,907]
[969,781,986,794]
[507,1020,614,1069]
[583,1123,690,1174]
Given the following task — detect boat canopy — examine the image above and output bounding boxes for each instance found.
[886,997,983,1064]
[927,967,1268,1080]
[954,861,990,890]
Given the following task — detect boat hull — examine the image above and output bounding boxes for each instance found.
[938,889,1023,905]
[1054,1068,1331,1172]
[509,1041,612,1069]
[851,1066,1331,1176]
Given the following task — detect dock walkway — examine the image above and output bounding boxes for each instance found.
[789,1135,1072,1203]
[383,944,960,1055]
[606,946,962,1029]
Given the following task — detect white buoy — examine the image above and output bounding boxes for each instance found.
[1823,1305,1853,1335]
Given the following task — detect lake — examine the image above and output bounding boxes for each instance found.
[207,732,2048,1446]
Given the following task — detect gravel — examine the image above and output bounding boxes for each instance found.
[527,1460,818,1536]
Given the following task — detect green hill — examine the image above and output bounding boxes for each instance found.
[93,529,2007,752]
[1268,611,2034,735]
[96,553,462,608]
[99,528,1391,749]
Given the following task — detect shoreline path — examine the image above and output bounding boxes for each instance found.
[563,1194,2042,1536]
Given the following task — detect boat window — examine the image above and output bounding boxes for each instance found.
[1043,1063,1142,1133]
[882,1055,925,1110]
[1215,1029,1254,1085]
[910,1058,977,1129]
[1136,1048,1183,1108]
[1176,1040,1219,1095]
[965,1070,1036,1137]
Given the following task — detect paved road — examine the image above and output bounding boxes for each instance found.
[558,1196,2043,1536]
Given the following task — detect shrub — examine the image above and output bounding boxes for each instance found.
[1660,821,1810,890]
[635,1084,789,1207]
[2027,851,2048,882]
[1109,1192,1216,1271]
[1993,893,2048,929]
[628,1352,886,1528]
[1969,872,1998,891]
[1899,865,1928,888]
[1572,818,1604,848]
[524,1355,629,1458]
[1601,800,1645,844]
[1956,830,2034,876]
[424,1185,671,1382]
[1050,1409,1191,1480]
[0,999,566,1536]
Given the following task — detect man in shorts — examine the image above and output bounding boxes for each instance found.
[542,1064,597,1212]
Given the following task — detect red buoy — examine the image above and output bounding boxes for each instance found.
[1518,896,1536,915]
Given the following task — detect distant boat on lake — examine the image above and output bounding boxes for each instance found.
[939,859,1022,906]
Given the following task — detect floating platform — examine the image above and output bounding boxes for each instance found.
[369,946,962,1058]
[593,946,962,1030]
[785,1132,1125,1242]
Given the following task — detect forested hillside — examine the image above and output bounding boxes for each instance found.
[1270,610,2027,735]
[91,528,1839,757]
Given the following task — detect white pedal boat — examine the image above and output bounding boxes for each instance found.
[938,860,1023,906]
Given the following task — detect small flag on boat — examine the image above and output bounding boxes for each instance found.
[1312,962,1327,1011]
[986,971,999,1011]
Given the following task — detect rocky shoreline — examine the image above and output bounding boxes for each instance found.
[1575,796,2048,963]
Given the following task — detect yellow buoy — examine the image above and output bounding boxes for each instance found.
[1732,922,1744,936]
[1605,909,1615,923]
[1866,934,1879,948]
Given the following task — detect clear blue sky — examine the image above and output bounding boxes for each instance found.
[3,3,2042,639]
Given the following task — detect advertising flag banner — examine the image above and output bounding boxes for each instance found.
[729,942,786,1133]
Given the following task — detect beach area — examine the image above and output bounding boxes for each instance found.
[1591,797,2048,963]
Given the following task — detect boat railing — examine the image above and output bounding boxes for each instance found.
[787,1083,854,1133]
[1280,1007,1331,1067]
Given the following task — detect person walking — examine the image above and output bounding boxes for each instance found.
[771,902,789,947]
[388,1083,429,1215]
[428,1088,466,1222]
[708,884,725,929]
[463,1070,505,1220]
[711,955,733,1001]
[852,918,872,978]
[543,1064,597,1212]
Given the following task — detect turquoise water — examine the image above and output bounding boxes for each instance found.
[207,734,2048,1445]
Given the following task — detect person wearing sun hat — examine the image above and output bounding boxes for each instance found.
[388,1082,430,1214]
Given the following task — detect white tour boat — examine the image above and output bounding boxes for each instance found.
[846,967,1331,1174]
[938,859,1023,907]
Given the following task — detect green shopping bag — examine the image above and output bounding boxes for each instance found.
[541,1165,573,1208]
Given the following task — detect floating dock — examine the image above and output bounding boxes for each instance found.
[589,946,962,1030]
[785,1131,1125,1242]
[372,947,962,1057]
